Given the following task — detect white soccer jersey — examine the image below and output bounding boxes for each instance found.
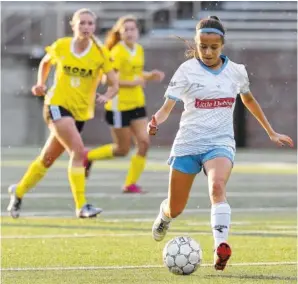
[164,55,250,157]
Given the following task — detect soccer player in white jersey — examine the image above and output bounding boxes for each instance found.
[147,16,294,271]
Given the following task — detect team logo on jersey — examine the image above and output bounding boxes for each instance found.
[189,83,205,91]
[195,83,205,89]
[63,65,93,77]
[195,98,235,109]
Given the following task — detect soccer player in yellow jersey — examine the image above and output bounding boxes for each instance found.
[85,15,165,193]
[7,8,118,218]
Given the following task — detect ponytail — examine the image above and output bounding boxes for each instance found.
[105,29,121,51]
[105,14,138,50]
[174,35,198,59]
[91,35,105,58]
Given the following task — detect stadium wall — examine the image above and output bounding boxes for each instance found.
[1,45,297,148]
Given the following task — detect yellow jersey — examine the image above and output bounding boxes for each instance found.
[105,42,145,112]
[45,37,113,121]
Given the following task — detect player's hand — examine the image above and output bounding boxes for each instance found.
[96,94,109,104]
[151,70,165,82]
[269,132,294,148]
[134,77,146,88]
[31,84,46,96]
[147,115,158,135]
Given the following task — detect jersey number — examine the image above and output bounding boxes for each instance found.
[71,77,81,88]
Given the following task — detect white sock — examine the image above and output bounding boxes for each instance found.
[160,199,172,222]
[211,202,231,248]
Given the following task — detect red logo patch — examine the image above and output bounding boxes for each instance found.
[195,98,235,109]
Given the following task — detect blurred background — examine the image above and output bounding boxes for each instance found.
[1,4,297,277]
[1,1,297,149]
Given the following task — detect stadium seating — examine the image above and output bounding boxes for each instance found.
[1,1,297,55]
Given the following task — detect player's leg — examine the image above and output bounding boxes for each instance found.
[85,110,131,177]
[7,133,65,218]
[152,155,198,241]
[202,148,234,271]
[124,115,149,193]
[49,116,101,218]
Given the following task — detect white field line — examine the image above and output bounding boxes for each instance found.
[0,216,295,226]
[0,209,295,218]
[1,261,297,272]
[267,225,297,229]
[1,207,296,217]
[1,229,297,240]
[1,192,296,199]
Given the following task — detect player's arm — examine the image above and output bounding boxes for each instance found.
[37,54,52,85]
[32,54,52,96]
[240,92,294,147]
[147,98,176,136]
[103,70,119,99]
[96,70,119,104]
[154,98,176,124]
[119,79,144,87]
[143,70,165,82]
[101,70,142,88]
[148,64,187,135]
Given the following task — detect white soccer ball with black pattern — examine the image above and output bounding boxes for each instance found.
[163,236,202,275]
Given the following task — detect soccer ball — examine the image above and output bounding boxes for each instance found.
[163,236,202,275]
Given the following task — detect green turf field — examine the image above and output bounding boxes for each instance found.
[1,148,297,283]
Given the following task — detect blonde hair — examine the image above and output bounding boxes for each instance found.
[70,8,105,58]
[105,15,138,50]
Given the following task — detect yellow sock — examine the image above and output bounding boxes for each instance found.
[87,144,114,161]
[16,157,47,198]
[68,167,86,209]
[125,154,146,186]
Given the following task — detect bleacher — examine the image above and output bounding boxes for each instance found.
[152,1,297,49]
[1,1,297,56]
[1,1,176,55]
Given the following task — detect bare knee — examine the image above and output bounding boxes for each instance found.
[136,138,150,156]
[70,144,85,163]
[114,145,130,157]
[209,179,226,203]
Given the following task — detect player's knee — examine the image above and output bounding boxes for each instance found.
[210,179,226,200]
[114,145,130,156]
[71,145,85,161]
[136,138,150,155]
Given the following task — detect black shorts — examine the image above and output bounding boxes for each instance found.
[105,107,147,128]
[43,105,85,133]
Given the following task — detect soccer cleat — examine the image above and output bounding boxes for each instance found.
[214,242,232,271]
[7,184,22,219]
[122,184,144,194]
[83,149,93,178]
[152,202,171,241]
[76,204,103,218]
